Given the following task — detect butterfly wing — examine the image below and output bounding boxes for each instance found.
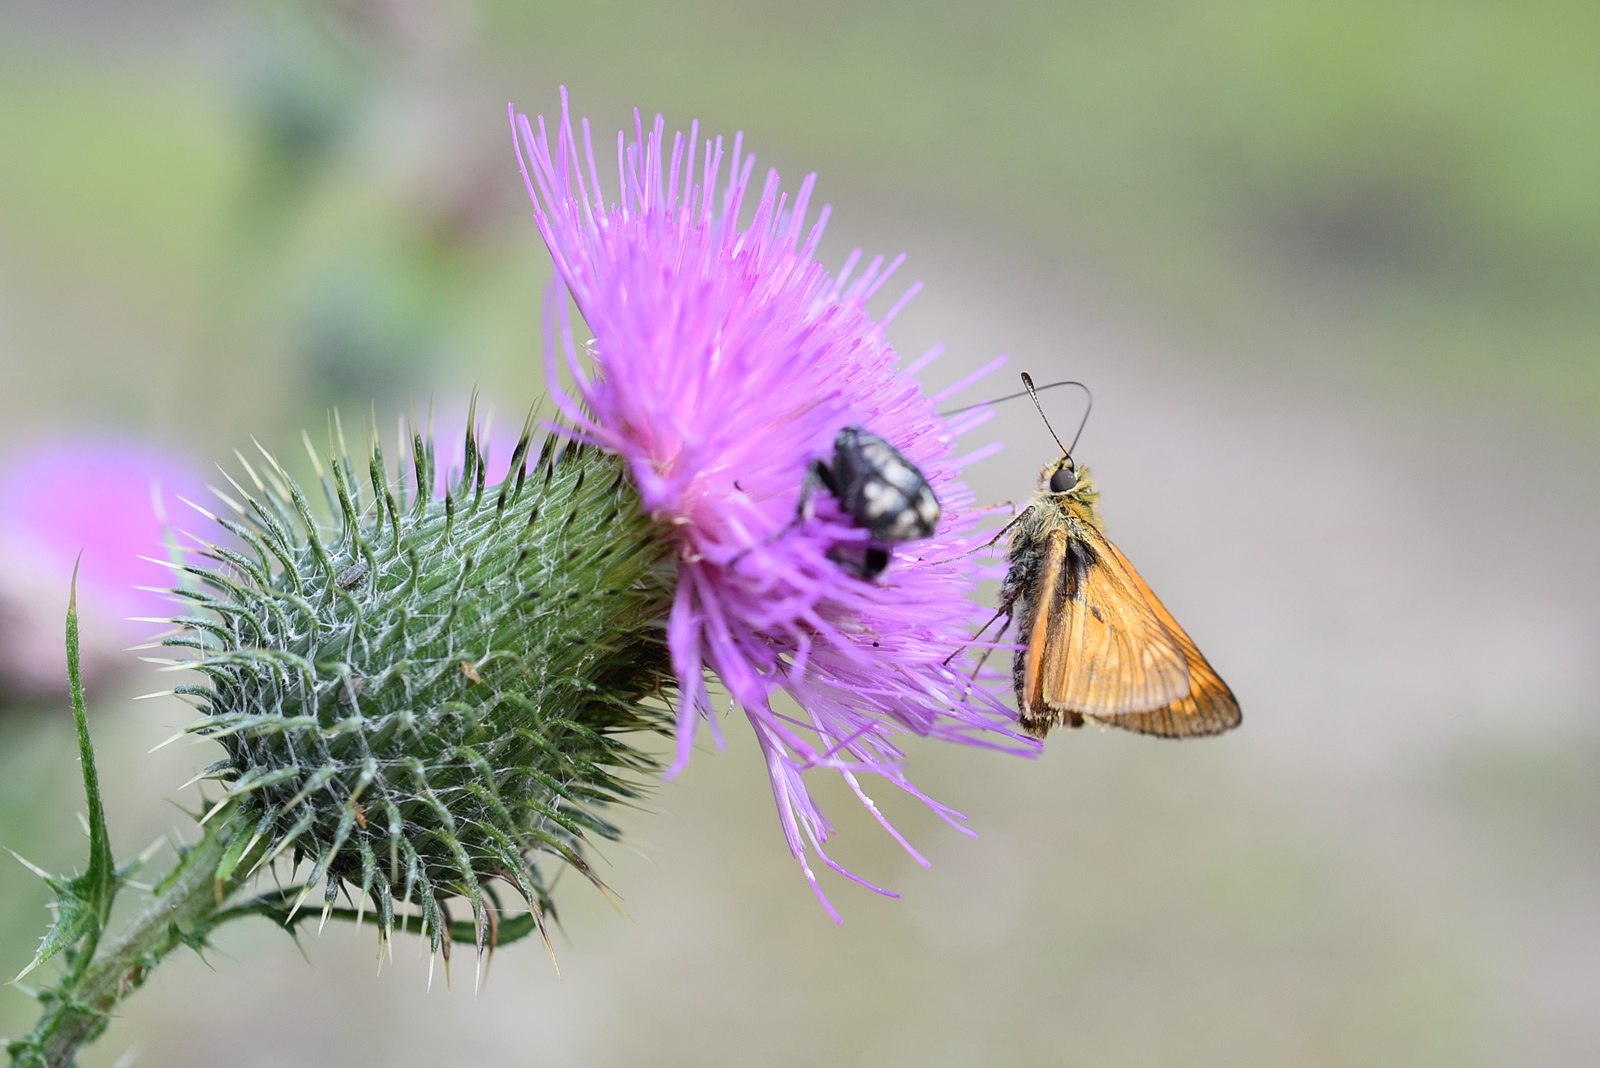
[1026,525,1192,720]
[1080,539,1242,737]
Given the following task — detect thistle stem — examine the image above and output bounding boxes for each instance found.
[11,824,263,1068]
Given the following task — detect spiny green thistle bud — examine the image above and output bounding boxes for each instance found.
[167,415,675,955]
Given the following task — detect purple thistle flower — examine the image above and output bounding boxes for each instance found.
[0,439,206,699]
[426,407,522,498]
[0,440,206,621]
[511,92,1036,916]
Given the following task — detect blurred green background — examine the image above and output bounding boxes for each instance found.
[2,1,1597,1065]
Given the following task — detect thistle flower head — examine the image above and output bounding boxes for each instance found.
[513,92,1033,914]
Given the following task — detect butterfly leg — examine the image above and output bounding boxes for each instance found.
[959,559,1027,672]
[925,503,1033,567]
[984,504,1029,549]
[972,503,1031,557]
[942,598,1014,668]
[962,609,1013,685]
[939,504,1033,665]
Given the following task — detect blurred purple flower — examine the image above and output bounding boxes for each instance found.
[422,407,522,499]
[512,92,1035,915]
[0,440,205,699]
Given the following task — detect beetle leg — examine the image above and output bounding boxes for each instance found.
[730,459,836,569]
[794,459,833,524]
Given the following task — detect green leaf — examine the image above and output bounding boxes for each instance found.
[66,557,118,924]
[234,890,544,950]
[13,559,121,981]
[213,820,258,888]
[9,853,94,982]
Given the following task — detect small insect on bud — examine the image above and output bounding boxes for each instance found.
[335,559,369,590]
[796,427,941,580]
[338,673,367,706]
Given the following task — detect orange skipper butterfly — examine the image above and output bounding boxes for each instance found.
[986,373,1241,739]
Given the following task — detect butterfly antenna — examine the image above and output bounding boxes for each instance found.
[1021,372,1068,456]
[1062,381,1093,458]
[941,378,1090,417]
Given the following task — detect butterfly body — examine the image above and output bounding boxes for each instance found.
[999,455,1241,739]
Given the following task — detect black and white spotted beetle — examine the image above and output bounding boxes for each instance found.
[794,426,941,580]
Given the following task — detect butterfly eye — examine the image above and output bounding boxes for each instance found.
[1049,466,1078,493]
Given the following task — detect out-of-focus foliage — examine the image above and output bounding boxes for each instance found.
[491,0,1600,427]
[3,0,1597,443]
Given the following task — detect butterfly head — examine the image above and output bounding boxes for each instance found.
[1039,454,1094,498]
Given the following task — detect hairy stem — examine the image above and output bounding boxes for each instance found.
[12,824,262,1068]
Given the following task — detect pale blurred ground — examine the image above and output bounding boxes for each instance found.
[1,2,1598,1066]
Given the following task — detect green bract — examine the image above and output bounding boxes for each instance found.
[169,419,676,954]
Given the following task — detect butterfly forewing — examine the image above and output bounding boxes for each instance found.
[1032,524,1191,717]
